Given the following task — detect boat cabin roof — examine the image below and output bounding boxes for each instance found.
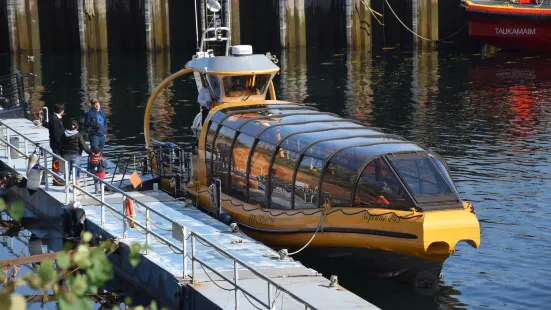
[186,55,280,75]
[203,103,462,209]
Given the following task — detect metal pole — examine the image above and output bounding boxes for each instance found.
[268,282,272,309]
[200,0,205,33]
[234,260,239,309]
[194,0,199,47]
[191,234,196,282]
[183,226,188,279]
[100,183,105,227]
[145,208,151,255]
[72,166,77,202]
[64,160,69,203]
[43,150,49,191]
[24,139,27,157]
[6,129,10,165]
[123,197,128,239]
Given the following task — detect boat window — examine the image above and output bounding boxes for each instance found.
[428,154,459,197]
[388,155,455,199]
[285,129,384,153]
[329,143,422,171]
[230,133,254,200]
[259,120,361,145]
[211,126,236,191]
[356,158,414,210]
[207,74,221,101]
[321,163,357,208]
[222,108,319,130]
[223,74,271,97]
[270,148,299,210]
[205,121,219,179]
[248,141,275,207]
[294,156,323,209]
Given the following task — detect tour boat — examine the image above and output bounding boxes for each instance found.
[144,0,480,283]
[462,0,551,51]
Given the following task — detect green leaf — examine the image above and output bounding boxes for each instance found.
[37,260,56,286]
[9,200,25,222]
[0,270,4,282]
[130,242,141,254]
[134,306,144,310]
[70,274,88,296]
[124,296,132,305]
[81,232,93,244]
[56,251,71,270]
[0,198,6,211]
[73,245,91,269]
[150,300,158,310]
[129,252,141,268]
[9,294,26,310]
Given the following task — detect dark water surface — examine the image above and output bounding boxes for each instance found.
[2,48,551,309]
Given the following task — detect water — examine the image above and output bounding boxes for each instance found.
[2,48,551,309]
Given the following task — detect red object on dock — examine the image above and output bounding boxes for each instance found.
[462,0,551,51]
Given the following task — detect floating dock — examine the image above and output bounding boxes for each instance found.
[0,117,378,309]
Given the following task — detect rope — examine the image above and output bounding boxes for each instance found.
[133,202,172,232]
[384,0,466,42]
[106,206,124,221]
[288,208,327,256]
[199,264,235,291]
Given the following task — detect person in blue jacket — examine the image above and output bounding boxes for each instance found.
[84,98,107,154]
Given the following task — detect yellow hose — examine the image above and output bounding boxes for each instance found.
[144,68,194,148]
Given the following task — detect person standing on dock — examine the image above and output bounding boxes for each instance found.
[61,119,91,188]
[84,98,108,154]
[48,103,65,156]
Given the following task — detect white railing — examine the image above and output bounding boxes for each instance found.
[0,120,316,310]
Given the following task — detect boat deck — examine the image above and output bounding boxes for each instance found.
[469,0,551,8]
[0,117,378,309]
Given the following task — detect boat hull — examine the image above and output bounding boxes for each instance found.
[468,18,551,51]
[462,1,551,51]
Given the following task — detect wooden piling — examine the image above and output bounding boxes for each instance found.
[150,0,170,52]
[347,0,371,49]
[413,0,439,48]
[6,0,41,53]
[82,0,109,53]
[231,0,240,45]
[279,0,306,49]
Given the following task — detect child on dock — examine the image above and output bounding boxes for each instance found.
[88,146,107,194]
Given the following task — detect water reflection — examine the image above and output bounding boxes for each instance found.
[2,48,551,309]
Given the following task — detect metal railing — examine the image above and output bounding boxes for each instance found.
[0,120,316,310]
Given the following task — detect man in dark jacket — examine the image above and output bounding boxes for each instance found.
[48,104,65,155]
[84,98,107,154]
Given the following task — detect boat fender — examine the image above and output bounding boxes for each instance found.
[26,164,42,191]
[125,197,135,228]
[26,153,39,175]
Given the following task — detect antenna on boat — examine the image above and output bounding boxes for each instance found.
[196,0,231,57]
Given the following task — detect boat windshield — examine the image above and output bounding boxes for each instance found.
[223,74,271,97]
[388,153,457,203]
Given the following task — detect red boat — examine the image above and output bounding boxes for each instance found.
[462,0,551,51]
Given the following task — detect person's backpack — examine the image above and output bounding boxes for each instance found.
[88,155,106,174]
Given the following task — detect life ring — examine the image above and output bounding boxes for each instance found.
[125,198,135,228]
[53,159,60,172]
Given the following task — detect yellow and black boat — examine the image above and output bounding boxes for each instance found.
[144,0,480,284]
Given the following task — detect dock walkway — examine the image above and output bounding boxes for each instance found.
[0,118,378,309]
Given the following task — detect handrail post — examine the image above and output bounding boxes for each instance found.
[191,233,196,283]
[100,182,105,227]
[234,260,239,310]
[43,150,49,191]
[268,282,272,309]
[24,139,27,157]
[6,128,10,165]
[72,165,77,202]
[145,207,151,255]
[183,226,187,280]
[122,197,128,239]
[64,160,69,203]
